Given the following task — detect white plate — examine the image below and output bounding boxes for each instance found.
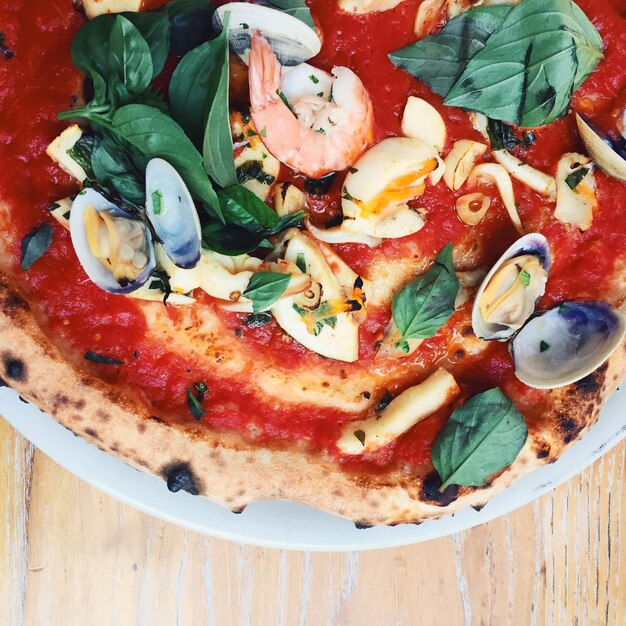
[2,384,625,551]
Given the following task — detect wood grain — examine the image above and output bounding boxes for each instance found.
[1,416,624,626]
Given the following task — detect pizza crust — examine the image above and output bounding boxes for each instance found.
[2,271,625,525]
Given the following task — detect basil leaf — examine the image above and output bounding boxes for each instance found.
[565,166,589,190]
[169,40,223,147]
[432,388,528,489]
[217,185,279,231]
[108,104,222,220]
[243,272,291,313]
[21,223,53,271]
[90,130,147,204]
[128,12,171,76]
[84,351,124,365]
[266,211,306,236]
[391,243,458,343]
[267,0,315,28]
[108,16,153,99]
[445,0,604,126]
[186,386,206,420]
[201,222,267,256]
[388,6,511,97]
[166,0,217,56]
[243,312,272,327]
[202,13,237,188]
[486,118,523,152]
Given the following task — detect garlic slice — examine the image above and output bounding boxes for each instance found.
[443,140,488,191]
[456,193,491,226]
[401,97,447,152]
[305,219,382,247]
[467,163,523,233]
[554,153,598,232]
[336,368,460,455]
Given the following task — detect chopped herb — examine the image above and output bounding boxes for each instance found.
[186,386,205,420]
[565,167,589,191]
[260,127,267,137]
[194,381,209,402]
[261,152,268,158]
[341,189,355,201]
[48,202,61,212]
[241,22,249,29]
[486,118,522,151]
[295,252,307,273]
[133,351,139,359]
[151,189,165,215]
[316,91,324,97]
[21,223,53,272]
[519,269,531,287]
[236,160,275,185]
[328,85,333,102]
[243,312,272,327]
[349,167,359,174]
[523,131,536,146]
[315,128,326,134]
[312,316,337,336]
[539,340,550,353]
[247,129,258,137]
[309,74,319,84]
[354,430,366,446]
[84,351,124,365]
[235,327,243,337]
[277,90,293,111]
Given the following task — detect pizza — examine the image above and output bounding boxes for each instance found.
[1,0,626,527]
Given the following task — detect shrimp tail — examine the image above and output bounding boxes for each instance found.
[249,32,281,111]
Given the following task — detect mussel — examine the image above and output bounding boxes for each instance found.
[70,188,155,294]
[511,302,626,389]
[472,233,551,341]
[145,159,201,269]
[213,2,321,66]
[576,113,626,182]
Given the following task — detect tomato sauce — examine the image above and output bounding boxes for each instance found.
[1,0,625,471]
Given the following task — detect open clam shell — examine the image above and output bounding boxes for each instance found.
[213,2,321,66]
[576,114,626,182]
[145,159,201,269]
[70,189,155,294]
[511,302,626,389]
[472,233,551,341]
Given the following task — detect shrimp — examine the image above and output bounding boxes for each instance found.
[248,32,375,178]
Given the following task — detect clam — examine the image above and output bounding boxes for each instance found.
[213,3,321,66]
[511,302,626,389]
[576,114,626,182]
[145,159,201,269]
[70,188,155,294]
[472,233,550,341]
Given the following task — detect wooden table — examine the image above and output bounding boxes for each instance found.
[1,416,624,625]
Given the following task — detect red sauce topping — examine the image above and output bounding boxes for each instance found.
[1,0,625,472]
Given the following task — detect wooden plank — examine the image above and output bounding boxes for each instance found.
[1,418,625,625]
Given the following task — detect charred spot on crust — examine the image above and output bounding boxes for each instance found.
[0,377,6,387]
[149,416,165,424]
[558,414,581,444]
[84,427,99,440]
[3,355,26,382]
[165,463,199,495]
[231,505,246,514]
[536,443,551,459]
[574,364,607,395]
[421,472,460,507]
[4,292,29,312]
[354,521,372,529]
[472,503,486,512]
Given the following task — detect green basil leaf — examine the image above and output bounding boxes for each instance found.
[445,0,604,126]
[486,118,523,152]
[201,221,266,256]
[202,13,237,188]
[243,271,291,313]
[243,312,272,327]
[127,12,171,76]
[84,351,125,365]
[432,387,528,489]
[186,386,206,420]
[107,104,222,220]
[267,0,315,28]
[265,211,306,236]
[388,5,511,97]
[90,130,147,204]
[21,223,53,271]
[391,243,458,342]
[108,16,153,98]
[166,0,217,56]
[217,185,279,232]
